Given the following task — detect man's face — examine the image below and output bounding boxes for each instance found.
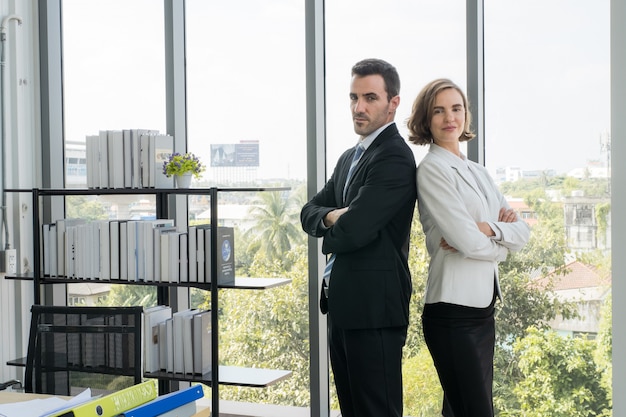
[350,74,399,137]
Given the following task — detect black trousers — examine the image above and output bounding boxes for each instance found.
[422,298,496,417]
[328,315,407,417]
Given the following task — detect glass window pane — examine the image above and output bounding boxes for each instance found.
[485,0,611,414]
[186,0,308,408]
[62,0,165,189]
[186,1,306,186]
[326,1,467,166]
[61,0,167,307]
[326,1,466,415]
[62,0,166,146]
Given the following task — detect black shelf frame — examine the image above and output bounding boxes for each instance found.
[5,186,291,415]
[6,275,291,290]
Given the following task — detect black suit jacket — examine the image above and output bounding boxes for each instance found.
[301,124,417,329]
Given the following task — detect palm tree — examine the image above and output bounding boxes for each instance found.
[243,189,304,264]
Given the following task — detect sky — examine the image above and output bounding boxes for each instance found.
[61,0,610,181]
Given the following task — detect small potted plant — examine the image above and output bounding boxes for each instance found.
[162,152,205,187]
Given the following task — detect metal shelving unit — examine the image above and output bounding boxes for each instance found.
[5,186,292,416]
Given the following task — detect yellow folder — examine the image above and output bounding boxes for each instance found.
[49,380,158,417]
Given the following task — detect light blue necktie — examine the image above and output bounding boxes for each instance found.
[342,144,364,202]
[323,144,364,290]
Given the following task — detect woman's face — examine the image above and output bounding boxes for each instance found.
[429,88,465,149]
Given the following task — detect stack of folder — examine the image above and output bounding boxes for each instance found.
[120,384,205,417]
[47,381,204,417]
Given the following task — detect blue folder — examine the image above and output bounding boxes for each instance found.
[119,384,204,417]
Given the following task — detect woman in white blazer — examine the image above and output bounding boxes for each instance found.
[407,79,530,417]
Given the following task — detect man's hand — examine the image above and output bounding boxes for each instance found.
[323,207,348,227]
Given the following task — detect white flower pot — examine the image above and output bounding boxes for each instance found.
[175,173,193,188]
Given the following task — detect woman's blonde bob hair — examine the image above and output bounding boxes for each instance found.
[407,78,476,145]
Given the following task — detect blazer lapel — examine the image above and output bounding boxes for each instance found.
[452,165,482,196]
[429,145,484,200]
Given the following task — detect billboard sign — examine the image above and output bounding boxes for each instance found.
[210,142,259,167]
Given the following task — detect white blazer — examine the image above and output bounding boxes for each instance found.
[416,144,530,308]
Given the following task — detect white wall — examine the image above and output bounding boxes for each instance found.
[0,0,38,383]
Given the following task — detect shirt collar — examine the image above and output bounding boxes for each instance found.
[356,122,394,150]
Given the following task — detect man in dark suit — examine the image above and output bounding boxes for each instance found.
[301,58,417,417]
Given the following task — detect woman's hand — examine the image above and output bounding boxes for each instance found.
[476,208,518,237]
[498,207,518,223]
[477,222,495,237]
[440,237,457,252]
[442,208,519,250]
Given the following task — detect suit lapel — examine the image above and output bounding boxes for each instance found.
[337,150,355,204]
[343,146,368,198]
[343,124,399,193]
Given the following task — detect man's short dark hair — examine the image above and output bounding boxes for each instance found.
[351,58,400,101]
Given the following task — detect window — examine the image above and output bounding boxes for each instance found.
[61,0,167,306]
[326,1,467,166]
[325,1,466,414]
[186,0,308,408]
[186,1,306,186]
[484,0,612,413]
[21,0,620,414]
